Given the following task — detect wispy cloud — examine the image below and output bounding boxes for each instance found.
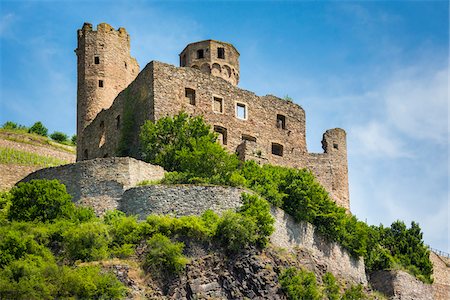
[0,13,15,37]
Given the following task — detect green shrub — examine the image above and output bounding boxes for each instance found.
[50,131,68,143]
[0,192,11,223]
[62,222,110,262]
[239,193,274,247]
[8,179,74,222]
[279,267,322,300]
[322,272,340,300]
[216,211,258,253]
[341,284,366,300]
[28,121,48,137]
[144,233,188,274]
[104,210,141,246]
[2,121,18,130]
[71,134,77,145]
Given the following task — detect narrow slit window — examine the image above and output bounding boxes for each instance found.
[99,80,104,87]
[124,61,127,69]
[197,49,204,59]
[213,97,223,113]
[185,88,196,105]
[272,143,283,156]
[218,47,225,59]
[94,56,100,64]
[236,103,247,120]
[242,134,256,142]
[214,125,227,145]
[333,143,339,150]
[276,114,286,129]
[116,115,121,129]
[83,149,88,159]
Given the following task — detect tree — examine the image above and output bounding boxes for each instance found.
[71,134,77,145]
[28,121,48,137]
[50,131,69,143]
[140,112,239,182]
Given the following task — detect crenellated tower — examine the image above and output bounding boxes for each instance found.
[75,22,139,161]
[179,40,240,86]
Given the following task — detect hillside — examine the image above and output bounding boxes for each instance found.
[0,129,76,190]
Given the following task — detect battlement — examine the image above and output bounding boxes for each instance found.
[78,22,129,37]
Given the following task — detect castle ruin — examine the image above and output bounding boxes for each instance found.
[75,22,350,210]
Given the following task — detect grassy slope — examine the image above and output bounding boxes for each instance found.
[0,129,76,191]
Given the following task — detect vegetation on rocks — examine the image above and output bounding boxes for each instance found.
[139,112,433,283]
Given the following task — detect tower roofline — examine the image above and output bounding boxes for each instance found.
[179,39,240,56]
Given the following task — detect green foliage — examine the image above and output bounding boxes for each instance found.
[71,134,77,145]
[8,179,74,222]
[28,121,48,137]
[322,272,340,300]
[144,233,188,274]
[50,131,68,143]
[0,146,69,167]
[62,222,111,262]
[341,284,367,300]
[2,121,26,130]
[239,193,275,247]
[140,112,239,184]
[0,192,11,223]
[279,267,322,300]
[216,211,258,254]
[283,95,294,103]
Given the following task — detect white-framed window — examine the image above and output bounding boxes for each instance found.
[235,102,248,120]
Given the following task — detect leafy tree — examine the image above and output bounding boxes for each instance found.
[279,267,322,300]
[71,134,77,145]
[50,131,68,143]
[322,272,340,300]
[28,121,48,137]
[2,121,18,130]
[8,179,74,223]
[144,233,188,274]
[216,211,258,253]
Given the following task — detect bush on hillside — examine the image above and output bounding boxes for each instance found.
[28,121,48,137]
[8,179,74,223]
[279,267,322,300]
[144,233,188,274]
[50,131,69,143]
[71,134,77,144]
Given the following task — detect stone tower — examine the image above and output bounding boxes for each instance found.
[179,40,240,86]
[75,22,139,161]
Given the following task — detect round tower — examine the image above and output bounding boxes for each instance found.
[75,22,139,161]
[179,40,240,86]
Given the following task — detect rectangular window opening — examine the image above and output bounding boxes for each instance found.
[197,49,204,59]
[236,103,247,120]
[276,114,286,129]
[218,47,225,59]
[214,125,228,145]
[272,143,284,156]
[94,56,100,64]
[213,97,223,113]
[185,88,196,105]
[99,80,104,87]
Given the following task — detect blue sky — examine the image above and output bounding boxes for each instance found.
[1,0,448,252]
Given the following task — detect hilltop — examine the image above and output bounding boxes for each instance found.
[0,128,75,191]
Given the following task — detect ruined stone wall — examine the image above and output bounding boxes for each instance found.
[80,63,154,160]
[430,252,450,300]
[20,157,165,215]
[369,270,433,300]
[152,61,307,158]
[76,22,139,161]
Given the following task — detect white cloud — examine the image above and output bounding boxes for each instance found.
[384,68,448,144]
[0,13,15,37]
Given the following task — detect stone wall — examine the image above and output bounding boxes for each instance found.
[370,270,433,300]
[430,252,450,300]
[269,207,366,285]
[20,157,164,215]
[120,185,245,219]
[76,22,139,160]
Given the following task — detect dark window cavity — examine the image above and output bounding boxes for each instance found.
[197,49,204,59]
[185,88,196,105]
[94,56,100,64]
[83,149,88,159]
[242,134,256,142]
[276,114,286,129]
[218,47,225,59]
[116,115,121,129]
[100,120,104,128]
[333,143,339,150]
[99,80,104,87]
[213,97,223,113]
[272,143,283,156]
[214,125,228,145]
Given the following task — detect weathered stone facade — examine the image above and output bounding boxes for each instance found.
[76,23,349,209]
[430,252,450,300]
[75,23,139,160]
[369,270,434,300]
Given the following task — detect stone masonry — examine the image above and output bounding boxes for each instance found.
[17,158,365,286]
[75,22,350,209]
